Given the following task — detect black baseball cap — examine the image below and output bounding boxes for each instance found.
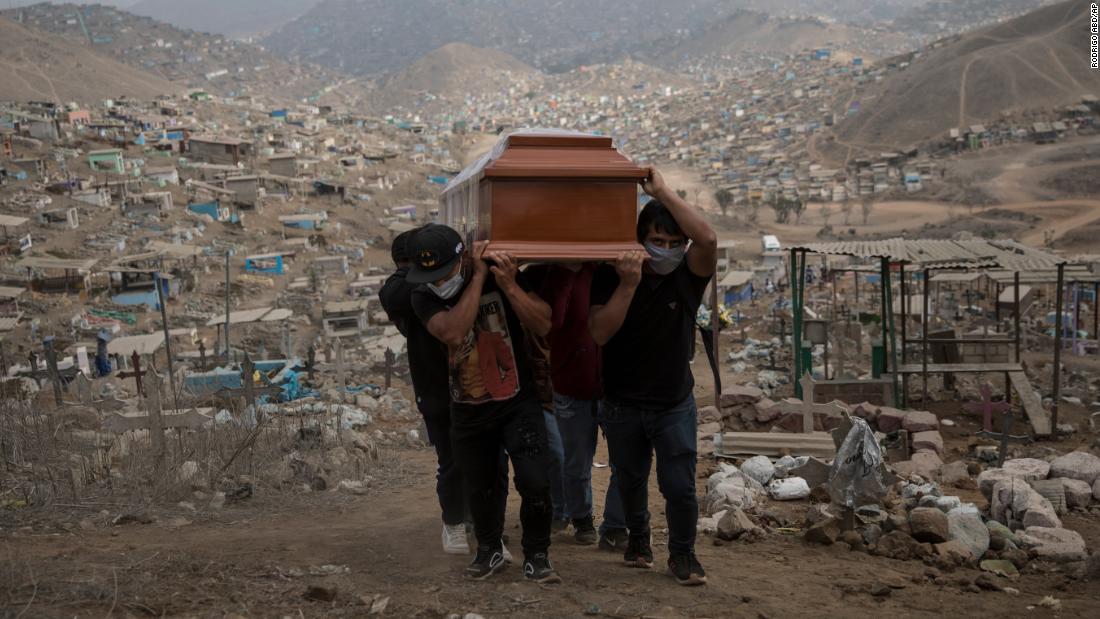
[391,228,418,265]
[406,224,465,284]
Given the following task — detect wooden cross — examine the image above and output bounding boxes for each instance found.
[211,354,282,415]
[766,374,847,433]
[116,350,146,398]
[25,351,45,386]
[306,345,316,383]
[198,339,207,371]
[102,371,211,439]
[335,338,346,396]
[72,372,93,405]
[962,383,1011,432]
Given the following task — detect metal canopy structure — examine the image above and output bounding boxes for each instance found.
[787,238,1073,437]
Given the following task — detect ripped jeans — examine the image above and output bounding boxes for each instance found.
[451,395,553,557]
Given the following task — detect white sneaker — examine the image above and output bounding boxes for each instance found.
[443,524,470,555]
[501,540,513,564]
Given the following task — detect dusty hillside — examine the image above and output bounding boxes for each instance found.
[0,16,176,102]
[836,0,1100,150]
[371,42,538,108]
[662,11,860,61]
[129,0,321,37]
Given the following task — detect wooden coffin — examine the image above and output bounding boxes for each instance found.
[441,131,647,260]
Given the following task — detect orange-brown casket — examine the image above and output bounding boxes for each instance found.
[440,131,647,260]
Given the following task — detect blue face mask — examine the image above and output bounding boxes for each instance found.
[429,271,464,299]
[644,242,685,275]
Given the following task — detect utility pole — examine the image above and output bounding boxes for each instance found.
[155,273,180,414]
[224,251,231,362]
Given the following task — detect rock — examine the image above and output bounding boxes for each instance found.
[1029,479,1068,514]
[909,507,950,544]
[947,507,990,560]
[720,385,764,408]
[773,455,803,477]
[741,455,776,486]
[737,405,758,424]
[978,469,1018,498]
[974,573,1002,591]
[869,582,891,597]
[768,477,810,500]
[1049,451,1100,485]
[980,559,1020,579]
[1094,478,1100,502]
[1056,479,1091,507]
[1001,547,1029,569]
[698,406,721,424]
[894,451,944,481]
[1017,526,1087,563]
[863,524,883,547]
[754,398,780,423]
[788,457,831,487]
[877,408,907,433]
[852,402,879,420]
[940,461,971,486]
[911,431,944,455]
[873,530,919,560]
[902,410,939,433]
[933,540,975,567]
[716,508,761,541]
[698,421,722,436]
[884,513,910,535]
[804,504,834,527]
[986,521,1020,551]
[208,492,226,510]
[704,471,762,514]
[990,479,1061,530]
[901,481,942,499]
[805,516,841,545]
[1002,458,1052,482]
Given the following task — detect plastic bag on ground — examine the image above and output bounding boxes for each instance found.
[827,416,888,509]
[768,477,811,500]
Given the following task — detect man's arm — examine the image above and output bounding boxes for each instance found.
[589,251,644,346]
[489,252,552,337]
[425,243,488,348]
[643,166,718,278]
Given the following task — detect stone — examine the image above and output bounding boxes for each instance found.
[1029,479,1068,514]
[986,521,1020,551]
[208,492,226,510]
[768,477,810,500]
[1001,458,1052,482]
[909,507,949,544]
[804,504,834,527]
[990,478,1061,530]
[720,385,764,408]
[863,524,883,547]
[698,421,722,436]
[947,507,990,560]
[805,516,841,545]
[774,455,804,477]
[716,507,762,541]
[178,460,199,482]
[852,402,879,420]
[974,573,1002,591]
[738,405,758,424]
[1049,451,1100,485]
[840,530,864,551]
[754,398,780,423]
[877,407,907,433]
[1017,527,1088,563]
[933,496,962,513]
[902,410,939,433]
[788,457,831,488]
[303,585,338,602]
[1094,478,1100,501]
[704,471,762,514]
[873,530,919,560]
[933,540,975,567]
[911,431,944,455]
[940,461,971,486]
[884,513,910,535]
[741,455,776,486]
[1001,548,1029,569]
[893,451,944,481]
[698,406,721,424]
[869,582,891,597]
[980,559,1020,579]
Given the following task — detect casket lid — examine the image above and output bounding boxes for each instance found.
[445,129,646,190]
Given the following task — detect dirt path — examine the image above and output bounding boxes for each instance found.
[3,446,1097,618]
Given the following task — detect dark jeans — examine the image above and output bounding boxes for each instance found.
[599,394,698,556]
[452,396,553,557]
[422,409,466,526]
[544,408,567,521]
[553,392,626,532]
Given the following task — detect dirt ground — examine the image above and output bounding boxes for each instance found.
[4,379,1100,619]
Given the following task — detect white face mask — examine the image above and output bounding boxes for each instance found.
[644,242,686,275]
[428,271,464,299]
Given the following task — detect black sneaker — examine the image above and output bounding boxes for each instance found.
[523,553,562,584]
[573,516,597,545]
[598,528,629,552]
[668,553,707,586]
[623,536,654,569]
[464,545,507,580]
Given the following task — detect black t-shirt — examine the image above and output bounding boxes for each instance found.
[378,267,450,415]
[411,275,536,427]
[590,261,710,409]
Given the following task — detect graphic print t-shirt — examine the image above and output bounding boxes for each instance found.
[411,277,535,426]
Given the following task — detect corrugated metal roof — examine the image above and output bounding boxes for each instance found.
[788,238,1067,271]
